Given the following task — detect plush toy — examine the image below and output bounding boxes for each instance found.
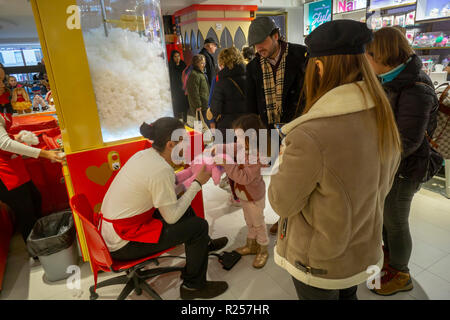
[430,8,440,18]
[176,153,228,189]
[11,87,32,114]
[31,85,49,112]
[16,130,39,146]
[442,6,449,16]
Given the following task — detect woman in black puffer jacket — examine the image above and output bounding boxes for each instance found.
[366,27,441,297]
[209,47,255,135]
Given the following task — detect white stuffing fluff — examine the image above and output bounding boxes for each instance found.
[18,130,39,146]
[83,27,173,142]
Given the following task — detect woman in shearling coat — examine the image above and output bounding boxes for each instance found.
[268,20,402,300]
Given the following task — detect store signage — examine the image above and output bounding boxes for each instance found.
[369,0,416,11]
[304,0,332,35]
[337,0,367,13]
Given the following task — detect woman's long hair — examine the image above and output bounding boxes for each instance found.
[301,54,401,162]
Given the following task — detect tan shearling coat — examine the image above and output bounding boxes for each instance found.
[269,81,401,290]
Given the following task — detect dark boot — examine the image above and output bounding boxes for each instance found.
[208,237,228,252]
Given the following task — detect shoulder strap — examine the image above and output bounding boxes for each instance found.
[412,82,444,148]
[227,77,245,98]
[415,81,435,92]
[438,84,450,116]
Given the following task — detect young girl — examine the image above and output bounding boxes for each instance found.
[216,113,270,269]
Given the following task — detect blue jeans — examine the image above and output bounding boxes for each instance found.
[383,175,421,272]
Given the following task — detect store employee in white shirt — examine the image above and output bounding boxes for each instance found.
[0,100,64,248]
[100,117,229,300]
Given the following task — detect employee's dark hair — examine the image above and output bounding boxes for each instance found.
[140,117,184,152]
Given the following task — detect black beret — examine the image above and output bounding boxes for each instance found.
[305,20,373,58]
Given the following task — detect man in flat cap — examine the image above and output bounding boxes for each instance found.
[199,37,218,88]
[246,16,308,235]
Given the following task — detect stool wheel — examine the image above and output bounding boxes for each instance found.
[90,287,99,300]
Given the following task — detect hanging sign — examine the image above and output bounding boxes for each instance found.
[304,0,332,35]
[335,0,367,13]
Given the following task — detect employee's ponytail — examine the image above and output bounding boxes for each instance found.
[140,117,184,152]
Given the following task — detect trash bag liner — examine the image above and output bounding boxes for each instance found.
[27,210,76,257]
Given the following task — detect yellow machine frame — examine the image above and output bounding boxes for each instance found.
[30,0,148,263]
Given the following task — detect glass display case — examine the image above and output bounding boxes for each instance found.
[418,54,441,73]
[416,0,450,22]
[366,2,417,30]
[76,0,173,143]
[412,31,450,48]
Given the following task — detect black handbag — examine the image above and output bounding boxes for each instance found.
[422,142,444,182]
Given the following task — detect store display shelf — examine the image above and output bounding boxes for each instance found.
[415,16,450,24]
[413,46,450,50]
[368,3,417,12]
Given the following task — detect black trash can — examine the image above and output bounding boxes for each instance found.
[27,210,78,282]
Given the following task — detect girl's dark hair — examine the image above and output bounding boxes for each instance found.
[140,117,184,152]
[232,114,270,156]
[232,113,266,131]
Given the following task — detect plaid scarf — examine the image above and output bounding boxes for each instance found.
[260,43,289,125]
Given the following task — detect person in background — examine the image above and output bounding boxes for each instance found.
[0,95,64,249]
[199,38,218,87]
[209,47,251,134]
[186,55,209,124]
[169,50,189,123]
[246,16,308,235]
[242,46,255,65]
[7,75,19,91]
[366,27,441,296]
[269,20,401,300]
[100,118,229,300]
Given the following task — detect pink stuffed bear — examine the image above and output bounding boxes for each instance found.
[176,152,231,189]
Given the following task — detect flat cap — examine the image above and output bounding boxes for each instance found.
[305,20,373,58]
[248,17,279,47]
[204,37,217,46]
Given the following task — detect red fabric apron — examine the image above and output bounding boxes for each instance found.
[0,113,31,191]
[99,208,163,244]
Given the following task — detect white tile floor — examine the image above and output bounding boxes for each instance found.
[1,176,450,300]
